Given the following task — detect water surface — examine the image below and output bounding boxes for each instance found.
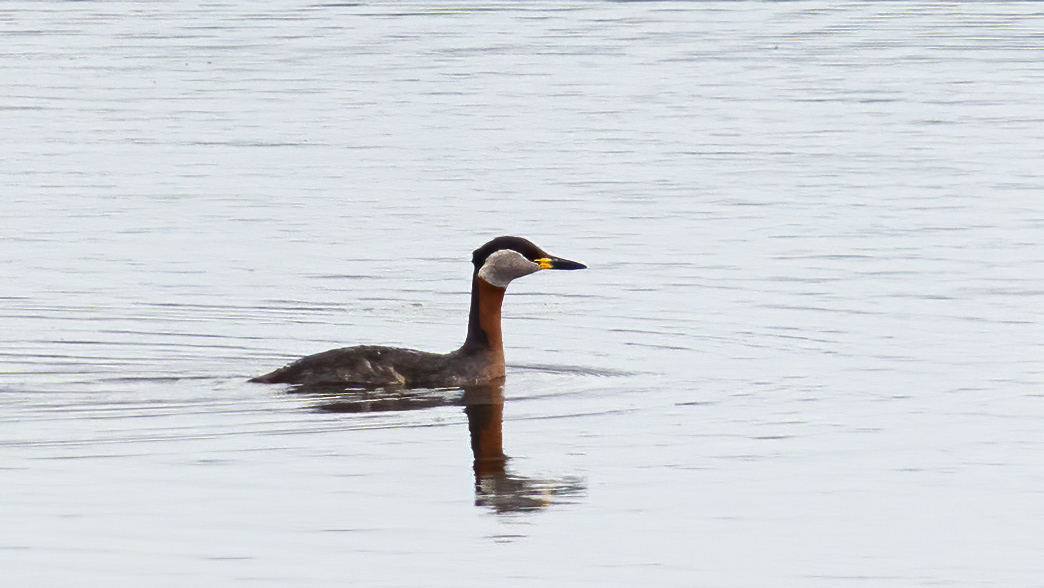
[2,1,1044,586]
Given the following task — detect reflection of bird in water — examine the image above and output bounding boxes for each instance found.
[463,385,586,515]
[250,236,586,388]
[308,383,586,515]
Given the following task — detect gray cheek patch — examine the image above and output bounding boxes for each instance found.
[477,250,541,288]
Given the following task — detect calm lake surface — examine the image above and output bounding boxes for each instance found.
[3,1,1043,585]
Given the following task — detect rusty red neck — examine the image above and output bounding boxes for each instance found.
[462,276,505,356]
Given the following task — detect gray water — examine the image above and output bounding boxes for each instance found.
[3,1,1044,586]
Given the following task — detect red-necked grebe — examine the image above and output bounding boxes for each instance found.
[250,236,586,388]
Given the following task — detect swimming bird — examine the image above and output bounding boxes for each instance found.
[250,236,586,388]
